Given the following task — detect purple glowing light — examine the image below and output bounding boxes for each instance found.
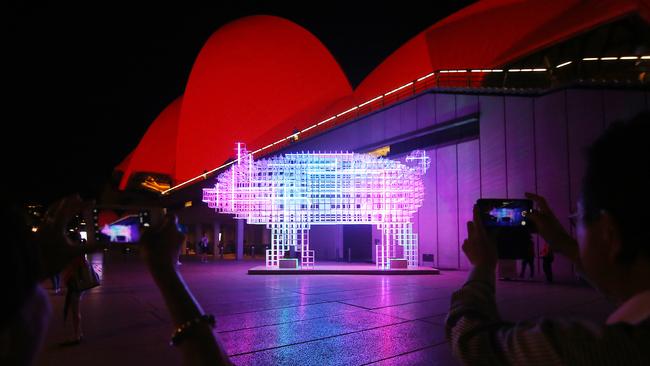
[203,143,429,269]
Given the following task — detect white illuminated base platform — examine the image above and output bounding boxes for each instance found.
[248,261,440,275]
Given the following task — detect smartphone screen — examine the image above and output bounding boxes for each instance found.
[477,199,534,229]
[476,198,535,259]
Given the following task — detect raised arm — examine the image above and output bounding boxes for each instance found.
[141,213,231,365]
[525,192,582,271]
[446,204,647,365]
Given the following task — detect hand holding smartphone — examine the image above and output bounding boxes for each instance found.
[475,198,535,259]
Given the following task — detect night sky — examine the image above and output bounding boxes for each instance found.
[6,1,475,204]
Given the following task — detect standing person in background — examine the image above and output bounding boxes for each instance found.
[61,255,85,345]
[200,233,209,263]
[541,242,554,283]
[1,195,101,365]
[50,273,61,294]
[61,231,99,346]
[519,240,535,279]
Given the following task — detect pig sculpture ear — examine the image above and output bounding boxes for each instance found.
[405,150,431,175]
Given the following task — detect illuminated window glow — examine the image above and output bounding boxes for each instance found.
[141,176,171,193]
[367,145,390,157]
[203,144,430,269]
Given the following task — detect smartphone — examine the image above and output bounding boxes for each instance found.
[476,198,535,259]
[476,198,534,231]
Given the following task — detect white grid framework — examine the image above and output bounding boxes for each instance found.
[203,143,430,269]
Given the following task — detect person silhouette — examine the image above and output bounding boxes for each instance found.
[540,242,554,283]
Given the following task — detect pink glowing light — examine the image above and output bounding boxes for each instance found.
[203,143,429,269]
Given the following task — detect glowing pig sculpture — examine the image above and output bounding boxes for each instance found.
[203,143,430,269]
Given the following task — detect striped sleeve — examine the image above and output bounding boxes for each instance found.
[445,267,650,365]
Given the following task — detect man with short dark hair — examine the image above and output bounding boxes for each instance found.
[446,113,650,364]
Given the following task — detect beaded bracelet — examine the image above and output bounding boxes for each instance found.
[170,314,216,346]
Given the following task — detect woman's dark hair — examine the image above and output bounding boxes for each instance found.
[0,201,40,329]
[581,111,650,263]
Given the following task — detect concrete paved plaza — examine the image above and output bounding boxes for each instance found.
[36,251,614,365]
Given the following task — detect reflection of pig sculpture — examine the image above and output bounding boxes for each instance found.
[203,143,430,269]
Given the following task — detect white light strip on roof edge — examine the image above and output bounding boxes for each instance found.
[358,95,384,108]
[300,125,317,134]
[384,82,414,96]
[416,72,435,82]
[162,56,649,194]
[336,106,359,117]
[317,116,336,126]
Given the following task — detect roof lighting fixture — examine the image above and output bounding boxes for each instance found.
[286,132,300,141]
[300,125,317,134]
[336,106,359,117]
[384,82,414,96]
[416,72,435,82]
[317,116,336,126]
[358,95,384,108]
